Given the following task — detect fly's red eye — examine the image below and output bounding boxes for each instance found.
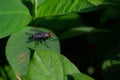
[49,32,52,37]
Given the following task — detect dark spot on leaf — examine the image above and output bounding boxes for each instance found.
[18,51,28,64]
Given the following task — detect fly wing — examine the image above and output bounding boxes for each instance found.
[25,32,34,43]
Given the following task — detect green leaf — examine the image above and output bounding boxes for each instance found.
[0,78,3,80]
[105,0,120,5]
[35,0,99,17]
[87,0,120,6]
[34,13,83,30]
[27,50,80,80]
[0,0,32,38]
[102,45,120,80]
[4,66,17,80]
[72,73,94,80]
[6,27,60,76]
[100,7,120,23]
[0,66,17,80]
[59,26,107,40]
[87,0,104,6]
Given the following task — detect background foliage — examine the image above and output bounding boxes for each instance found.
[0,0,120,80]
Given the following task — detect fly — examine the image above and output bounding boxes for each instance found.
[26,30,54,48]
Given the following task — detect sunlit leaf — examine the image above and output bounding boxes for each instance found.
[6,27,60,76]
[35,0,99,17]
[27,50,80,80]
[0,0,32,38]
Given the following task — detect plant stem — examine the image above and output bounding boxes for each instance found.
[33,0,37,19]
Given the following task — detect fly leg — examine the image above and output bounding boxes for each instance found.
[35,40,39,48]
[35,39,49,48]
[43,39,49,48]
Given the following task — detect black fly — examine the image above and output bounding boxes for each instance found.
[26,30,53,48]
